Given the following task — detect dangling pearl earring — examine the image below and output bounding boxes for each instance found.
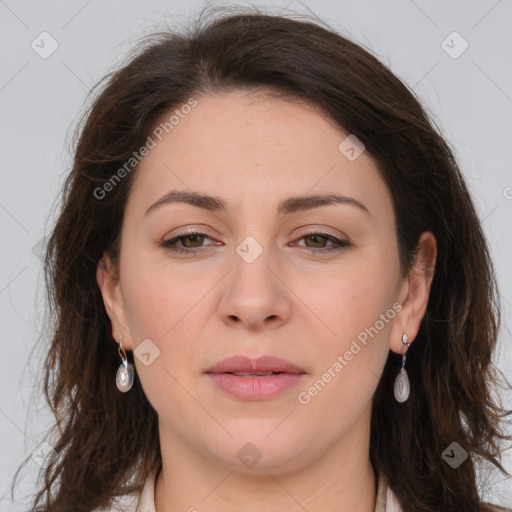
[394,333,410,403]
[116,335,135,392]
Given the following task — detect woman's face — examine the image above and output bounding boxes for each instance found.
[98,89,428,474]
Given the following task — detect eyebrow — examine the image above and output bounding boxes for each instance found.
[144,190,370,217]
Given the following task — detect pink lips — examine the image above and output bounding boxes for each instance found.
[205,355,307,400]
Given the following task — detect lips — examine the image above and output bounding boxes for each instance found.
[205,355,307,400]
[205,355,306,375]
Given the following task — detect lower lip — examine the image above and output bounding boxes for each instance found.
[206,373,306,400]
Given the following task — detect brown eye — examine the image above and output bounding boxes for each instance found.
[180,234,206,248]
[303,234,331,248]
[294,232,351,254]
[162,231,218,254]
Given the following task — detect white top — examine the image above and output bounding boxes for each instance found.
[94,466,403,512]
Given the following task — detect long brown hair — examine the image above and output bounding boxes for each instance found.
[15,6,511,511]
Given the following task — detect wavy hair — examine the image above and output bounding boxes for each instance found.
[14,6,511,512]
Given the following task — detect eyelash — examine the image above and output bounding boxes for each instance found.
[161,229,351,255]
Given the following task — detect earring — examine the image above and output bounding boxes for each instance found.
[116,335,135,392]
[394,333,410,403]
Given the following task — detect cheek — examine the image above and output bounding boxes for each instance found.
[296,252,399,349]
[121,250,213,341]
[119,252,228,396]
[296,292,393,433]
[119,259,215,406]
[295,253,398,408]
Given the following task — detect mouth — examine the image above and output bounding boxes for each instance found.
[205,355,307,400]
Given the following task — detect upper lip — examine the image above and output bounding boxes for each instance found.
[205,355,306,374]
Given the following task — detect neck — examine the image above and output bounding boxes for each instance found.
[155,410,377,512]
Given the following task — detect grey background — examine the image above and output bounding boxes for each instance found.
[1,0,511,508]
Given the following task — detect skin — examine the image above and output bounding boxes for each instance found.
[97,89,436,512]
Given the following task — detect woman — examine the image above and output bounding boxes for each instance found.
[19,7,511,512]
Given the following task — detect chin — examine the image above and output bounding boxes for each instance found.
[205,424,310,473]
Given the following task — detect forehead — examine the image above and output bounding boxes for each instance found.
[127,90,393,223]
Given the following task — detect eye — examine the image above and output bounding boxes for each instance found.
[161,230,219,254]
[293,231,351,254]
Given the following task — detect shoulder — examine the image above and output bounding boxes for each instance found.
[379,469,511,512]
[92,467,158,512]
[374,469,403,512]
[385,485,403,512]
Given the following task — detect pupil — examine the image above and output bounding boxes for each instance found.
[184,234,202,248]
[307,235,325,247]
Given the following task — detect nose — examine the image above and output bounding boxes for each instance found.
[217,247,291,331]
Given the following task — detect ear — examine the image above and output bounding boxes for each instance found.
[390,231,437,355]
[96,254,134,350]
